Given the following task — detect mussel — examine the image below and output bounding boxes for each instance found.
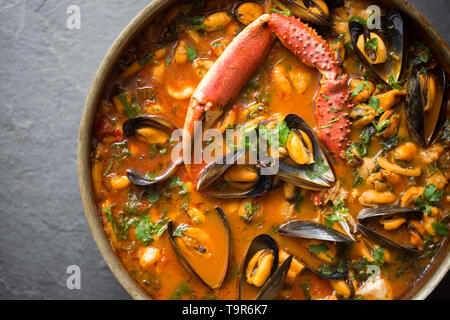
[274,114,336,190]
[234,2,264,26]
[349,9,406,85]
[271,0,333,26]
[122,115,182,186]
[405,67,447,146]
[239,234,293,300]
[167,207,231,289]
[196,148,272,198]
[277,221,353,279]
[357,206,423,253]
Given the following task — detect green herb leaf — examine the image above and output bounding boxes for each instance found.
[324,213,344,227]
[168,176,188,195]
[352,168,363,187]
[187,46,197,61]
[351,80,372,98]
[423,184,444,202]
[309,243,329,254]
[271,7,291,16]
[432,222,448,237]
[388,74,404,90]
[138,52,155,67]
[173,224,188,237]
[104,204,118,237]
[364,37,378,52]
[170,281,191,300]
[361,124,377,144]
[294,192,303,213]
[368,97,384,115]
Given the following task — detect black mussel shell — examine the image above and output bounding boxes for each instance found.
[256,255,293,300]
[275,114,336,190]
[122,115,182,186]
[349,9,405,85]
[277,221,352,279]
[239,234,280,300]
[274,0,333,26]
[357,206,422,221]
[196,148,247,191]
[123,115,178,137]
[167,207,231,290]
[197,148,272,199]
[278,221,354,243]
[406,67,447,147]
[357,206,423,253]
[325,0,344,8]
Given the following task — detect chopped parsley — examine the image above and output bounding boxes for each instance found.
[258,121,290,147]
[240,201,259,222]
[423,183,445,203]
[364,37,378,52]
[173,224,188,237]
[271,7,291,16]
[388,74,404,90]
[123,193,141,215]
[117,93,142,118]
[170,281,192,300]
[352,168,363,187]
[432,222,448,237]
[294,192,304,213]
[138,52,155,67]
[104,204,118,238]
[305,158,329,181]
[368,96,384,115]
[375,119,391,135]
[168,176,188,195]
[351,80,372,98]
[135,216,169,246]
[334,33,346,45]
[361,124,377,144]
[324,213,344,227]
[187,46,197,61]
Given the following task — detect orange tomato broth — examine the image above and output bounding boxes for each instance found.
[91,0,449,300]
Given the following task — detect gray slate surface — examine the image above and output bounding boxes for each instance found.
[0,0,448,300]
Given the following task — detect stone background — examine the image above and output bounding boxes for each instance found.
[0,0,448,299]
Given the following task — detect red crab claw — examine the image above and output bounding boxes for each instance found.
[182,14,275,167]
[269,13,351,159]
[314,76,352,159]
[269,13,341,80]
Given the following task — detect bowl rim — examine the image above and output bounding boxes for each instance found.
[78,0,449,300]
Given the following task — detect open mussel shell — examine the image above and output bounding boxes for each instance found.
[357,206,423,253]
[278,221,355,243]
[122,115,182,186]
[277,221,352,279]
[167,207,231,290]
[272,0,332,26]
[405,67,447,147]
[349,9,405,85]
[123,115,178,137]
[196,148,272,199]
[276,114,336,190]
[257,255,293,300]
[233,1,264,26]
[239,234,290,300]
